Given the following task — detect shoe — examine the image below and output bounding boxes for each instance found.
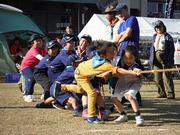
[73,110,82,117]
[36,102,53,108]
[52,102,65,111]
[23,95,34,102]
[114,115,128,123]
[82,109,88,120]
[87,117,104,124]
[135,115,144,126]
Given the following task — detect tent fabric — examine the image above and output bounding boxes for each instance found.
[0,9,43,35]
[79,14,180,40]
[0,9,44,75]
[0,34,17,75]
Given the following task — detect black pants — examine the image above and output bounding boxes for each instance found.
[34,69,52,100]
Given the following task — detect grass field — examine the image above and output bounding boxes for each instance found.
[0,81,180,135]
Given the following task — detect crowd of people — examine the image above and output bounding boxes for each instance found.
[16,3,176,126]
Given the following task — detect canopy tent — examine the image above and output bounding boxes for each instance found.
[79,14,180,40]
[0,5,44,75]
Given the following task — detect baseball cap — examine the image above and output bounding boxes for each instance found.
[60,34,75,47]
[104,5,114,13]
[47,40,59,49]
[29,34,44,43]
[81,34,92,44]
[113,3,127,12]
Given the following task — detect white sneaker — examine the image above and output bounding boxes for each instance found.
[114,115,128,123]
[135,115,144,126]
[23,95,34,102]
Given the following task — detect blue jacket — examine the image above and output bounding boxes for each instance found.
[48,48,77,82]
[149,33,175,66]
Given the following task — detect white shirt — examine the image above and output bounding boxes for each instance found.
[154,35,165,51]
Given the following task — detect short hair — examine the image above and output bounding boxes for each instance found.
[124,45,138,58]
[95,40,117,55]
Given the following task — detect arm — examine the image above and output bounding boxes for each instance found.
[117,68,140,76]
[118,28,133,44]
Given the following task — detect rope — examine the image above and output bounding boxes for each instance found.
[140,68,180,74]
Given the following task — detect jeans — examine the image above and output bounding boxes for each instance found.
[22,67,35,95]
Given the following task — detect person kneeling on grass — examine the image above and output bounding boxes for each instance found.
[112,45,144,126]
[52,40,141,124]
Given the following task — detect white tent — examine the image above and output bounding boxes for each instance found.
[79,14,180,40]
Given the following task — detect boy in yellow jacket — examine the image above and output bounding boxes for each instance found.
[52,40,140,124]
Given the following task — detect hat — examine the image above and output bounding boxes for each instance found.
[81,34,92,44]
[113,3,127,12]
[153,20,165,28]
[29,34,43,43]
[104,5,114,13]
[60,34,74,47]
[47,40,59,49]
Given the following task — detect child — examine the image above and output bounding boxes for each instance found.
[48,35,77,82]
[52,40,140,124]
[47,35,82,116]
[34,40,60,101]
[21,34,46,102]
[112,45,144,126]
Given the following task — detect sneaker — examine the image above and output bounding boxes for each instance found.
[23,95,34,102]
[36,102,53,108]
[87,117,104,124]
[114,115,128,123]
[135,115,144,126]
[52,102,65,111]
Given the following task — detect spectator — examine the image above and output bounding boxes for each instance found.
[104,5,122,42]
[63,24,79,45]
[10,37,22,56]
[149,20,175,99]
[113,3,140,57]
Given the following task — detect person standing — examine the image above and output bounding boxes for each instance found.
[104,5,121,42]
[21,34,46,102]
[149,20,175,99]
[114,3,140,57]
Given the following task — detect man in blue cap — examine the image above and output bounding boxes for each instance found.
[114,3,140,57]
[48,35,77,82]
[34,40,60,101]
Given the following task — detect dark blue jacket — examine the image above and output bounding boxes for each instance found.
[149,33,175,66]
[48,48,77,82]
